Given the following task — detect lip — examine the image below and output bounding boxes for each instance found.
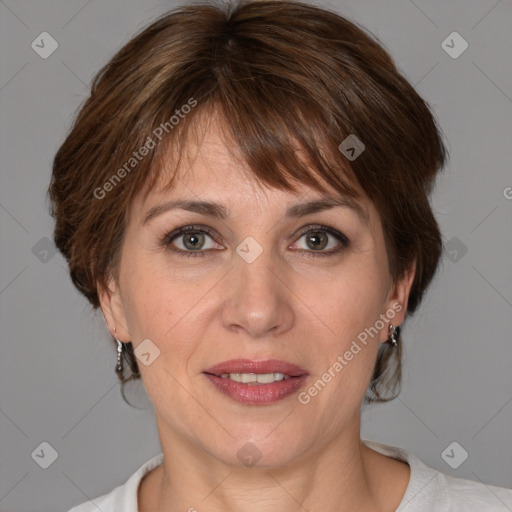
[203,358,309,377]
[203,373,309,405]
[202,358,310,405]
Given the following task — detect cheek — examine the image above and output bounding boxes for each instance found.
[120,253,209,363]
[118,248,171,338]
[303,259,388,346]
[306,277,383,402]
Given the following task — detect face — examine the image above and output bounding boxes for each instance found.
[99,113,414,468]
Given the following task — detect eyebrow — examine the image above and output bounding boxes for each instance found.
[142,195,370,227]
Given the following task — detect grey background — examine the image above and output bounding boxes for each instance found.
[1,0,511,510]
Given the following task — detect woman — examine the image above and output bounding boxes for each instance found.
[49,1,512,510]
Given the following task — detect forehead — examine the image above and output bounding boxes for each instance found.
[129,111,374,226]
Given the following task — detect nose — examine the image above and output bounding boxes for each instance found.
[220,245,295,338]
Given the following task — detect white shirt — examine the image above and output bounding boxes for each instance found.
[68,439,512,511]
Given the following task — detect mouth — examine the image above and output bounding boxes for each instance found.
[202,358,309,405]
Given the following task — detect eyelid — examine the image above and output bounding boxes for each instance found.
[289,224,350,257]
[162,224,221,248]
[294,224,350,245]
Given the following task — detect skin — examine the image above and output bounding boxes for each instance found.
[99,112,415,512]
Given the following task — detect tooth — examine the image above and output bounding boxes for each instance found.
[222,372,293,384]
[241,373,257,383]
[256,373,276,384]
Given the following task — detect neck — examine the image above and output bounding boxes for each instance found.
[140,414,408,512]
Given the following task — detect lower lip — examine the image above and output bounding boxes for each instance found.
[203,373,309,404]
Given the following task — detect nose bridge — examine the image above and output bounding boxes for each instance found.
[221,236,294,337]
[236,236,276,289]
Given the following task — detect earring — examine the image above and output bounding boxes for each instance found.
[388,324,400,347]
[114,327,123,373]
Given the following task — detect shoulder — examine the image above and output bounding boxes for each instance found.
[67,486,121,512]
[432,472,512,511]
[363,439,512,512]
[66,453,164,512]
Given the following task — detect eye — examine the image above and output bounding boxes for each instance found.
[162,225,221,258]
[161,224,350,259]
[290,225,350,258]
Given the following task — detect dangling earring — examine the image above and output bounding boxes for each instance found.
[114,327,123,373]
[388,324,400,347]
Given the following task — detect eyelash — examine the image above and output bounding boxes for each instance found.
[161,224,350,259]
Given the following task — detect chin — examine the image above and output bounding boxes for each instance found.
[204,426,309,469]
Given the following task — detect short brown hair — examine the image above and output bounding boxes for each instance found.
[48,0,448,404]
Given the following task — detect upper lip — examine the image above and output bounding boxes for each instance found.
[203,358,309,377]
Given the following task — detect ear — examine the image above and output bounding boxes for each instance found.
[379,260,416,343]
[97,274,131,342]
